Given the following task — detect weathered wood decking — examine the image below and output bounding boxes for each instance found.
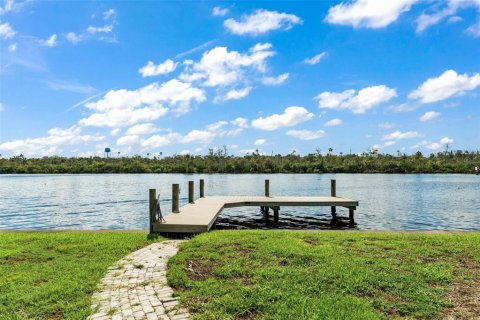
[151,195,359,234]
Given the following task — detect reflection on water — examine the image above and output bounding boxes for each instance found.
[0,174,479,231]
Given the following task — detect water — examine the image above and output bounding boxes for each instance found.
[0,174,478,231]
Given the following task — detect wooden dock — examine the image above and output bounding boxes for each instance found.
[149,179,359,234]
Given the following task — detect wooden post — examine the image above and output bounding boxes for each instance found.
[349,207,355,226]
[263,206,270,221]
[149,189,156,233]
[330,179,336,218]
[265,179,270,197]
[200,179,205,198]
[172,184,180,213]
[188,181,194,204]
[273,206,280,222]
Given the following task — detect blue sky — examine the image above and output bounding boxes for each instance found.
[0,0,479,157]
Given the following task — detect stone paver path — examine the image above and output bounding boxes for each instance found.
[88,240,189,320]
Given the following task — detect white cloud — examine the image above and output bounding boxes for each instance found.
[286,129,325,140]
[325,0,419,28]
[7,42,17,52]
[412,137,454,150]
[372,139,397,150]
[110,128,121,136]
[80,105,168,128]
[425,142,442,150]
[231,117,249,128]
[0,0,30,16]
[440,137,454,145]
[216,87,252,102]
[467,20,480,37]
[254,138,266,146]
[79,79,205,127]
[46,79,96,94]
[388,102,417,113]
[206,121,228,132]
[416,3,457,33]
[315,85,396,114]
[117,135,139,146]
[226,128,243,137]
[304,52,327,65]
[126,123,159,136]
[252,106,314,131]
[383,140,396,147]
[324,118,343,127]
[179,149,190,155]
[382,130,419,140]
[87,24,114,34]
[0,21,15,39]
[139,59,178,77]
[419,111,441,122]
[0,0,14,15]
[141,133,181,149]
[140,121,231,149]
[448,16,463,23]
[212,6,229,17]
[378,122,394,129]
[0,126,104,157]
[66,32,82,44]
[180,43,275,87]
[39,34,57,47]
[182,130,218,144]
[409,70,480,104]
[224,9,302,36]
[261,73,289,85]
[103,9,116,20]
[415,1,480,35]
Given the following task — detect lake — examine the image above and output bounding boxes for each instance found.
[0,174,478,231]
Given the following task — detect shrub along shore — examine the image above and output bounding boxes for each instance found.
[1,149,479,174]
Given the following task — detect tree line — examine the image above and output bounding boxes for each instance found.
[1,149,479,174]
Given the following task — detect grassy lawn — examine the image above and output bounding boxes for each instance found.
[168,231,480,320]
[0,231,161,320]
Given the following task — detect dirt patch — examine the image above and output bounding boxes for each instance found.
[417,255,442,263]
[236,309,258,320]
[443,281,480,319]
[458,256,480,270]
[303,238,319,245]
[0,254,54,265]
[185,259,219,281]
[442,256,480,320]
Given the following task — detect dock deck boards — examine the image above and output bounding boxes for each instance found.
[152,196,359,233]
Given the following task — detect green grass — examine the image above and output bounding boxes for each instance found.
[0,231,162,320]
[167,231,480,320]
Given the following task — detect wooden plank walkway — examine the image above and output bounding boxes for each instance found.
[151,195,359,234]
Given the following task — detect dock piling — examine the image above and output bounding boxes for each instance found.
[172,184,180,213]
[330,179,336,218]
[200,179,205,198]
[149,188,156,233]
[349,207,355,226]
[188,181,194,204]
[263,206,270,221]
[265,179,270,197]
[273,206,280,222]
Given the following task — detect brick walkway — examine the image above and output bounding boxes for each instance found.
[88,240,189,320]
